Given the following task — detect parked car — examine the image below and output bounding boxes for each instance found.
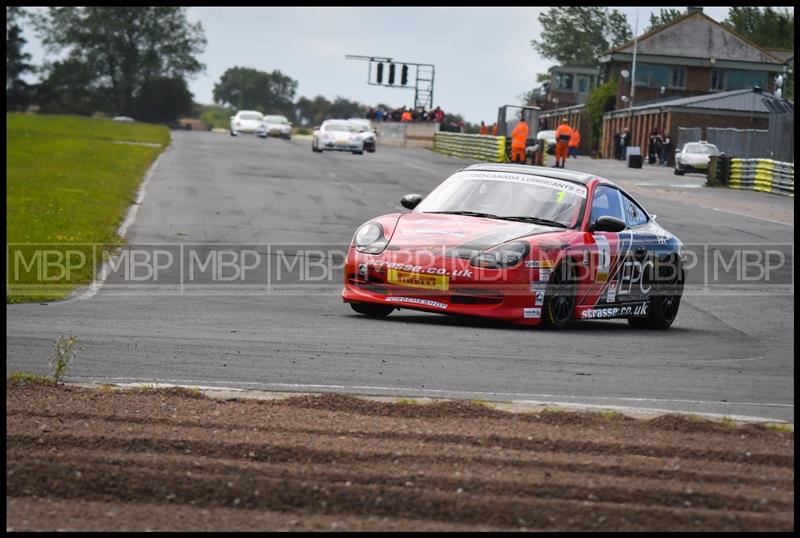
[348,118,376,153]
[536,130,557,155]
[230,110,267,138]
[674,141,721,175]
[263,115,292,139]
[312,120,365,154]
[344,163,686,329]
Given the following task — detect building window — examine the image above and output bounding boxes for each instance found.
[671,67,686,89]
[577,76,590,93]
[635,63,686,89]
[554,72,574,91]
[710,69,724,91]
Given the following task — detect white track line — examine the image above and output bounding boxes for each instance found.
[66,376,793,410]
[73,137,171,301]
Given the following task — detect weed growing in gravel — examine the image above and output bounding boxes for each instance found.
[8,371,51,384]
[99,384,116,393]
[763,423,793,433]
[49,335,79,385]
[470,399,496,409]
[599,410,622,421]
[396,398,420,405]
[720,416,741,429]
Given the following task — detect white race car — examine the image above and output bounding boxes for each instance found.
[263,115,292,139]
[348,118,376,153]
[674,141,720,175]
[312,120,365,154]
[230,110,267,138]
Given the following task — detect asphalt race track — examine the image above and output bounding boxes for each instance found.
[6,131,794,421]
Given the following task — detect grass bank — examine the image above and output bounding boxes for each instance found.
[6,113,170,303]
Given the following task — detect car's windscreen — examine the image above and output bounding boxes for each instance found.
[415,171,587,228]
[265,116,288,123]
[685,144,718,154]
[239,113,263,121]
[324,123,355,132]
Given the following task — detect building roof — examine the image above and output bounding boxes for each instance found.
[603,11,785,65]
[765,49,794,63]
[547,66,600,75]
[605,88,794,116]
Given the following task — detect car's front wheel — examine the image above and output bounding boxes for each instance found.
[350,302,394,318]
[673,164,684,175]
[352,150,364,155]
[230,130,237,137]
[540,261,576,329]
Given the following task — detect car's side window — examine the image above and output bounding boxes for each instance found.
[622,194,648,228]
[590,186,625,226]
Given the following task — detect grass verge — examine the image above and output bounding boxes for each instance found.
[7,113,170,303]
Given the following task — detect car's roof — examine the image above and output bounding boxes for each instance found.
[237,110,263,115]
[461,163,611,186]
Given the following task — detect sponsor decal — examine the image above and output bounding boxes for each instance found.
[594,235,611,284]
[357,264,368,277]
[534,290,544,306]
[368,259,472,279]
[386,296,447,309]
[580,302,649,319]
[606,281,617,303]
[451,171,588,199]
[387,268,449,291]
[523,307,542,319]
[538,269,551,282]
[531,282,548,292]
[618,259,653,296]
[525,259,555,269]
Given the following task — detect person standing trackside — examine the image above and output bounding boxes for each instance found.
[568,127,580,159]
[554,119,572,168]
[400,108,412,122]
[510,117,529,164]
[479,121,488,135]
[491,123,498,136]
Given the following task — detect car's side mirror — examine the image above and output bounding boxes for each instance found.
[401,194,423,210]
[591,216,626,233]
[230,116,235,120]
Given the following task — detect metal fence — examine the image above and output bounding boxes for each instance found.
[768,113,794,163]
[707,128,770,159]
[677,127,702,150]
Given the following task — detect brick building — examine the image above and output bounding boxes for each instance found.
[599,8,787,110]
[600,88,783,164]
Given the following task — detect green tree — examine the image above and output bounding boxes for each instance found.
[584,77,617,149]
[645,8,684,33]
[531,7,633,67]
[6,7,34,111]
[724,7,794,49]
[33,7,206,118]
[35,59,108,115]
[213,66,298,117]
[134,77,194,124]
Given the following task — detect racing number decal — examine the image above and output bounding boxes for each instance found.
[594,235,611,283]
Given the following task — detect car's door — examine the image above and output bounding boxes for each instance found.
[581,185,627,308]
[615,191,659,307]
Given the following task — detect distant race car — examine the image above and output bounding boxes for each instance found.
[312,120,365,154]
[536,129,557,155]
[230,110,267,137]
[348,118,377,153]
[674,141,720,175]
[263,115,292,139]
[343,164,686,329]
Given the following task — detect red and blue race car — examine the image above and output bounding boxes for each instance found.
[342,164,686,329]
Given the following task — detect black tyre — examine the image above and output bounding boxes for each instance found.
[352,150,364,155]
[673,166,684,175]
[350,302,394,318]
[230,131,237,137]
[628,262,684,330]
[540,261,576,329]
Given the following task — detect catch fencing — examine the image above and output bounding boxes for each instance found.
[432,132,508,162]
[728,158,794,197]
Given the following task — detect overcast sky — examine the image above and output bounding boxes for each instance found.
[19,6,778,123]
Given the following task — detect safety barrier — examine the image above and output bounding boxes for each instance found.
[728,158,794,197]
[432,132,508,163]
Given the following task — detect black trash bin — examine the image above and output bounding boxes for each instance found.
[628,154,643,169]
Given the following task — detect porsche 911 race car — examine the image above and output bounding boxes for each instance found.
[342,164,686,329]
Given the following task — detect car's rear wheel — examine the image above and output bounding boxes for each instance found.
[628,260,683,330]
[230,130,237,137]
[350,302,394,318]
[352,150,364,155]
[540,261,576,329]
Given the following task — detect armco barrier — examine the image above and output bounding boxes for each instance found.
[729,158,794,197]
[432,132,508,163]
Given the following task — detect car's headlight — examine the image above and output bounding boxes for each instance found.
[470,241,529,269]
[354,223,388,254]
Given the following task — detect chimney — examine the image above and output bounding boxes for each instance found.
[687,7,703,15]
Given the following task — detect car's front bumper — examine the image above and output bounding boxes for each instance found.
[341,249,549,326]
